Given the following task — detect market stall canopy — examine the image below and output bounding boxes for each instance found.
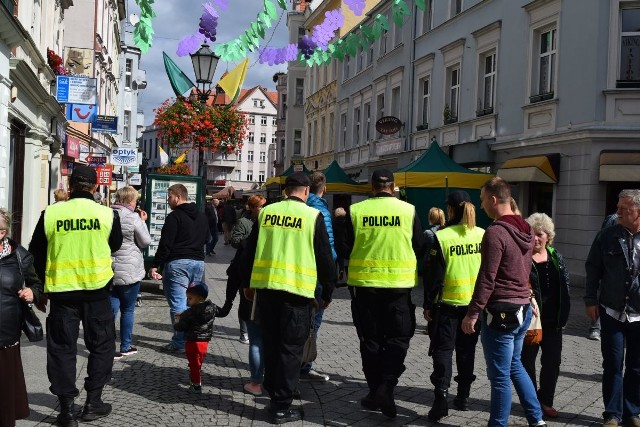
[264,163,313,186]
[323,160,370,194]
[394,141,493,189]
[210,186,235,200]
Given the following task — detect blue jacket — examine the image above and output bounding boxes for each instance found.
[307,193,337,261]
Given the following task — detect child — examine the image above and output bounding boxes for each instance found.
[174,282,226,393]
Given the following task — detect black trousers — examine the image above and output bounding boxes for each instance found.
[257,289,311,411]
[521,326,563,407]
[428,303,479,391]
[352,288,415,393]
[46,297,115,398]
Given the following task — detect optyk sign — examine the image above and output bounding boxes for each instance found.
[111,148,138,166]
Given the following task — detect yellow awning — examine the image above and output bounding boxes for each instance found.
[325,183,370,194]
[497,155,558,183]
[599,151,640,182]
[393,172,493,189]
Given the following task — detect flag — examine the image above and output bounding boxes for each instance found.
[163,52,195,98]
[174,148,190,164]
[159,146,169,166]
[217,58,249,101]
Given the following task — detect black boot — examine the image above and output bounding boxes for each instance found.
[56,397,78,427]
[374,380,397,418]
[427,389,449,421]
[453,375,474,411]
[80,389,112,421]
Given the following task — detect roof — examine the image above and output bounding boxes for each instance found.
[193,86,278,109]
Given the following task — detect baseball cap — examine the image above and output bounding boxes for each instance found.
[71,165,97,185]
[186,282,209,299]
[371,169,394,184]
[285,172,311,187]
[447,190,472,207]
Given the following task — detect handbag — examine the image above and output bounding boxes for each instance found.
[524,295,543,346]
[16,250,44,342]
[301,308,317,364]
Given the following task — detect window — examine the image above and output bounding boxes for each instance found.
[307,123,312,155]
[235,171,241,180]
[377,93,385,119]
[293,130,302,155]
[536,28,557,97]
[258,171,265,182]
[260,133,266,144]
[261,116,267,125]
[620,8,640,87]
[357,47,365,72]
[380,26,388,56]
[329,112,335,150]
[125,59,132,88]
[155,138,158,159]
[479,52,496,115]
[368,42,374,66]
[422,0,433,34]
[343,56,350,81]
[452,0,462,16]
[249,115,255,125]
[272,136,276,144]
[253,99,264,108]
[320,117,326,152]
[280,94,287,118]
[248,132,254,143]
[237,152,242,161]
[364,102,371,142]
[447,65,460,122]
[340,113,347,150]
[391,86,401,118]
[295,78,304,105]
[248,151,254,161]
[260,151,266,162]
[272,117,277,126]
[393,18,402,47]
[247,172,253,181]
[420,77,430,126]
[353,107,361,146]
[123,111,131,141]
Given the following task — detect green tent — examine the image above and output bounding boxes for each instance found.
[264,163,313,186]
[323,161,370,194]
[394,142,494,229]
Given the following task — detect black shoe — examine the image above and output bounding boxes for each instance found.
[292,388,301,399]
[374,383,397,418]
[56,397,78,427]
[80,401,112,421]
[360,393,379,411]
[427,389,449,421]
[270,408,302,424]
[453,396,468,411]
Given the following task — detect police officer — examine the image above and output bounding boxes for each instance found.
[242,172,336,424]
[29,165,122,427]
[337,169,424,418]
[423,190,484,421]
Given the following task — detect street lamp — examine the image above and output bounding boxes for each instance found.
[190,43,220,193]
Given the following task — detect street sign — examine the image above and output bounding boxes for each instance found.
[55,76,98,105]
[93,115,118,134]
[86,156,107,165]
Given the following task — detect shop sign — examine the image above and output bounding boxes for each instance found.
[375,116,402,135]
[65,135,81,158]
[96,165,112,186]
[55,76,98,105]
[93,115,118,134]
[111,148,138,166]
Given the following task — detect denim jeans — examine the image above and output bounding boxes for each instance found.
[301,283,324,374]
[206,224,218,254]
[600,308,640,422]
[246,320,264,383]
[162,259,204,349]
[481,304,543,427]
[110,282,141,352]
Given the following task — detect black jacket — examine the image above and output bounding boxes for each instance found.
[0,241,44,347]
[530,246,570,329]
[174,300,218,341]
[28,191,122,302]
[241,197,337,304]
[152,202,208,269]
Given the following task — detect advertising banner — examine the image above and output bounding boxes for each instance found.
[65,135,81,158]
[55,76,98,105]
[94,115,118,134]
[96,165,113,186]
[67,104,98,123]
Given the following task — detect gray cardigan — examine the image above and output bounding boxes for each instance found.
[111,204,152,286]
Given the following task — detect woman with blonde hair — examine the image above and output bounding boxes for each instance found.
[522,212,570,419]
[53,189,68,203]
[110,186,152,359]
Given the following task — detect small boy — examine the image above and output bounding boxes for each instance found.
[174,281,227,393]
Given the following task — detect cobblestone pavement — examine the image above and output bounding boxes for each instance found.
[19,240,604,426]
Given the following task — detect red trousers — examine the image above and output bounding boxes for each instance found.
[185,341,209,385]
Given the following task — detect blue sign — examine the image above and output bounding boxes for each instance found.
[93,115,118,134]
[67,104,98,123]
[56,76,70,103]
[55,76,97,105]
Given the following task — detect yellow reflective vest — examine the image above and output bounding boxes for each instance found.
[436,225,485,305]
[349,197,417,288]
[250,199,319,298]
[44,198,114,293]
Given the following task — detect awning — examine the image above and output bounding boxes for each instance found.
[599,151,640,182]
[210,186,235,200]
[497,154,560,184]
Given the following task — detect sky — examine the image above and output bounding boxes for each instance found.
[127,0,291,126]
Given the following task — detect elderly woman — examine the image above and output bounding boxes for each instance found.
[522,213,570,419]
[111,186,152,359]
[0,209,43,427]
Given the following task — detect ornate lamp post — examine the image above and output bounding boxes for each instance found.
[190,43,220,191]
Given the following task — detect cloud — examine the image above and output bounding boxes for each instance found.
[131,1,290,126]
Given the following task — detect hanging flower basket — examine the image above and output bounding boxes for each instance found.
[47,49,66,76]
[156,163,192,176]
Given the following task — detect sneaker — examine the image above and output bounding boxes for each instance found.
[243,382,262,396]
[188,383,202,394]
[121,347,138,356]
[113,352,123,361]
[239,333,249,344]
[589,330,601,341]
[529,422,547,427]
[299,369,329,382]
[603,419,620,427]
[161,343,184,352]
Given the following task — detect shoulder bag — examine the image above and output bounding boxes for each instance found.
[16,250,44,342]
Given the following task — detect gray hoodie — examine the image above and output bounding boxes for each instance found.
[111,204,152,286]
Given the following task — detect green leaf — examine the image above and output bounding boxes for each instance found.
[377,13,390,31]
[264,0,277,20]
[252,21,265,39]
[257,12,272,28]
[392,0,410,26]
[345,33,358,56]
[415,0,426,11]
[277,0,287,9]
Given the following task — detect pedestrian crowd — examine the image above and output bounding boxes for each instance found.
[0,164,639,427]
